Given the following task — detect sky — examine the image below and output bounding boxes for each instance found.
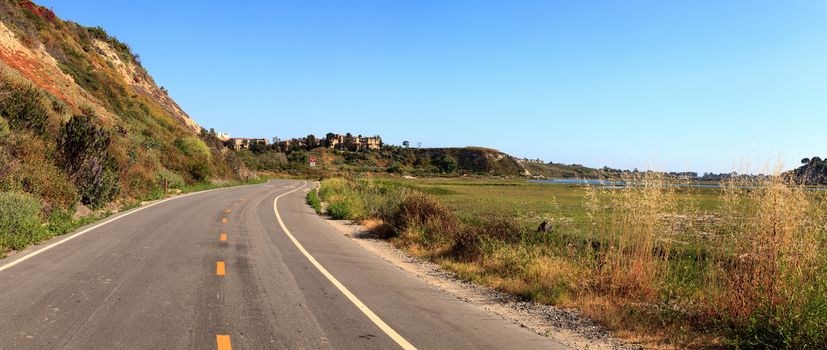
[37,0,827,174]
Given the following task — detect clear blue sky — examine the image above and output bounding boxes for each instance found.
[38,0,827,173]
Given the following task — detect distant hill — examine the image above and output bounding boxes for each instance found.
[519,161,605,179]
[320,146,527,176]
[233,142,613,178]
[0,0,241,212]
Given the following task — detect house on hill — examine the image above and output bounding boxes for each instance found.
[324,133,382,151]
[226,138,269,151]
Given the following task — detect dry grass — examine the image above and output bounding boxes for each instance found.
[318,173,827,348]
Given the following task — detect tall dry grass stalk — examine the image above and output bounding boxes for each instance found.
[584,172,679,301]
[581,168,827,346]
[712,169,824,323]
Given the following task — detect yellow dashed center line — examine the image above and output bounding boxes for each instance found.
[221,218,228,224]
[225,209,232,213]
[216,334,232,350]
[216,261,225,276]
[219,233,227,241]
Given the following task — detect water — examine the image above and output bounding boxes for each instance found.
[529,179,827,191]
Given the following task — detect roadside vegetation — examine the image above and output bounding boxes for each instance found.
[316,175,827,349]
[0,1,269,256]
[306,187,322,214]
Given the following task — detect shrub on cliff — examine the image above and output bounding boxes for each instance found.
[58,114,119,208]
[0,191,45,252]
[174,137,212,181]
[0,82,49,134]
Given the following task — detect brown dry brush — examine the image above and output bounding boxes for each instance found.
[582,172,679,302]
[706,174,826,346]
[321,176,826,347]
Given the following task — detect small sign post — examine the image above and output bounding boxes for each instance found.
[309,157,317,167]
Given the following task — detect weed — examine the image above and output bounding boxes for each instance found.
[306,187,322,214]
[0,191,45,253]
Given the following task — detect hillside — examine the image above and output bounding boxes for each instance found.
[791,156,827,185]
[235,144,530,177]
[519,161,606,179]
[0,0,247,255]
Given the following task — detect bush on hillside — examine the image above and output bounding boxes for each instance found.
[174,137,212,181]
[287,150,309,166]
[433,154,458,173]
[155,169,185,189]
[58,114,119,208]
[0,191,45,252]
[0,81,49,134]
[0,116,10,140]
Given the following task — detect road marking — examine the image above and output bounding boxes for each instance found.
[273,181,416,350]
[216,261,225,276]
[220,233,227,241]
[225,209,232,213]
[0,187,231,274]
[222,218,228,224]
[216,334,232,350]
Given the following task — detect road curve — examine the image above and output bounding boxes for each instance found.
[0,179,567,349]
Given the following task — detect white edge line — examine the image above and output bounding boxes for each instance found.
[0,185,241,273]
[273,181,417,350]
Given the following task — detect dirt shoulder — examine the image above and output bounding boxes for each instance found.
[323,218,639,350]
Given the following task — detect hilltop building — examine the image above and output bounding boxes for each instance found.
[279,138,308,151]
[518,158,545,164]
[225,132,382,152]
[226,138,269,151]
[324,133,382,151]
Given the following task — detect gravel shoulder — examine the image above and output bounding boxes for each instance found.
[323,218,639,350]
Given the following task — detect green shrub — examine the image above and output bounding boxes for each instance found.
[86,26,108,40]
[58,114,120,208]
[287,150,309,167]
[155,169,185,189]
[174,137,212,180]
[306,188,322,214]
[0,116,10,140]
[0,82,49,134]
[0,191,45,252]
[433,154,458,173]
[6,133,78,209]
[174,137,211,160]
[724,278,827,349]
[327,196,366,220]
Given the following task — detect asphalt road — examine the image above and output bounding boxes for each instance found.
[0,179,567,350]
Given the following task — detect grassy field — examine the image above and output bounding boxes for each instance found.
[316,175,827,349]
[390,177,721,222]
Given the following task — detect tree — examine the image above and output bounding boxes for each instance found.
[802,158,811,165]
[306,134,319,149]
[433,154,458,173]
[287,150,308,165]
[249,142,268,154]
[403,140,410,148]
[344,133,356,151]
[812,156,823,164]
